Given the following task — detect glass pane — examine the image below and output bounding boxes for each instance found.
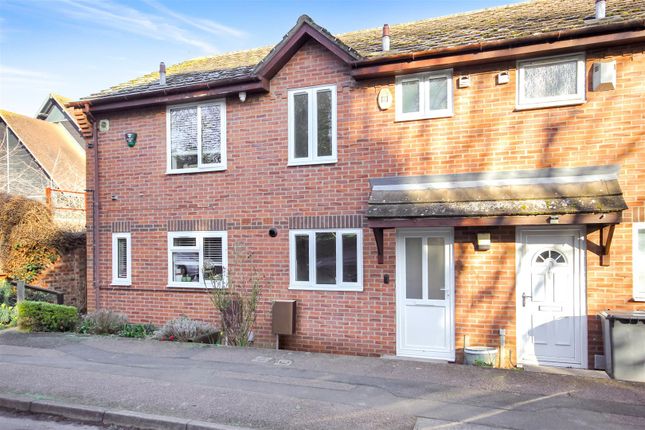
[316,89,332,157]
[204,237,223,279]
[170,106,198,169]
[117,238,128,279]
[427,237,445,300]
[316,232,336,285]
[173,252,199,283]
[295,235,309,282]
[401,80,420,114]
[428,77,448,111]
[173,237,196,247]
[201,104,222,165]
[524,60,577,99]
[294,93,309,158]
[342,234,357,283]
[405,238,422,299]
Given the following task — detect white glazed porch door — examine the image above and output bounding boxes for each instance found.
[396,229,455,360]
[517,227,586,368]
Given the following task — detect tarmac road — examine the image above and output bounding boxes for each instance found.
[0,330,644,429]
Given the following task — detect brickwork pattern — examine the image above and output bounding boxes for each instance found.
[86,40,645,364]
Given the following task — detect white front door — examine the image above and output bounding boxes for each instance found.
[396,228,455,360]
[516,227,587,368]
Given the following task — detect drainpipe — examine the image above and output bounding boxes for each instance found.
[88,110,101,310]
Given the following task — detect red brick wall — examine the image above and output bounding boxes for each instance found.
[35,243,87,311]
[87,40,645,365]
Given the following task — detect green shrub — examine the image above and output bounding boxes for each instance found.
[119,323,155,338]
[16,301,78,332]
[0,303,17,327]
[78,309,128,335]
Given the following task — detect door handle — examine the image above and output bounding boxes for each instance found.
[522,292,532,307]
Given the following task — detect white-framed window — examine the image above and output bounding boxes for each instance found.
[111,233,131,286]
[166,100,226,174]
[395,69,453,121]
[633,223,645,301]
[289,229,363,291]
[287,84,337,166]
[167,231,227,288]
[516,53,586,110]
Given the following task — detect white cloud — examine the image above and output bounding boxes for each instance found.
[32,0,246,54]
[0,66,63,87]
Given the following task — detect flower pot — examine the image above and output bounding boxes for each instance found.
[464,346,498,367]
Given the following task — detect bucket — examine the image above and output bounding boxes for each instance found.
[464,346,498,366]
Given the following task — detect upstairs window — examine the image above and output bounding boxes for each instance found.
[167,100,226,173]
[167,231,227,288]
[395,69,453,121]
[289,229,362,291]
[634,223,645,301]
[288,85,337,166]
[517,53,585,109]
[111,233,131,286]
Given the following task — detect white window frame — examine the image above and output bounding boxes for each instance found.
[516,53,586,110]
[167,231,228,288]
[395,69,453,121]
[633,223,645,301]
[166,100,227,174]
[289,228,363,291]
[287,84,337,166]
[111,233,131,286]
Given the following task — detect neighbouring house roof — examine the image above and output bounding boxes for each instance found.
[84,0,645,101]
[0,110,86,191]
[367,165,627,219]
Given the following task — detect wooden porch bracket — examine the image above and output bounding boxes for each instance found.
[373,228,385,264]
[600,224,616,267]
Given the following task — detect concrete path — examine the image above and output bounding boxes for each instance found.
[0,331,644,430]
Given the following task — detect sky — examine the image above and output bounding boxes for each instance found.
[0,0,518,116]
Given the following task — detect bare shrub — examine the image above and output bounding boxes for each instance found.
[79,309,128,334]
[153,316,219,343]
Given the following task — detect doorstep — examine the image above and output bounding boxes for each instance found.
[523,365,610,380]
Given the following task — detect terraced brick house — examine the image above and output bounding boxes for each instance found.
[72,0,645,369]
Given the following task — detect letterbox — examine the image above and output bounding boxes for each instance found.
[272,300,296,335]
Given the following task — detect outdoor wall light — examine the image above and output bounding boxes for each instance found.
[239,91,247,102]
[268,228,278,237]
[477,233,491,251]
[125,132,137,147]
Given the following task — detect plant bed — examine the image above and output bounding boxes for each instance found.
[154,316,220,344]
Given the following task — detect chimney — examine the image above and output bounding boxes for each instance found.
[159,62,166,85]
[595,0,606,19]
[382,24,390,52]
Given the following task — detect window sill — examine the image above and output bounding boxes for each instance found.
[632,296,645,302]
[110,282,131,287]
[166,166,227,175]
[289,284,363,292]
[288,158,337,167]
[515,99,586,111]
[395,111,453,122]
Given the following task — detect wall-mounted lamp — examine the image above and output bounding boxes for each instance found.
[268,228,278,237]
[549,216,560,224]
[458,75,471,88]
[497,71,510,85]
[125,132,137,147]
[238,91,247,102]
[477,233,491,251]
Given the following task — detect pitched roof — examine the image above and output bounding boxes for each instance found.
[0,110,86,191]
[367,165,627,219]
[87,0,645,100]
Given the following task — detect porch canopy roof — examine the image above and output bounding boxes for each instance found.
[367,165,627,228]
